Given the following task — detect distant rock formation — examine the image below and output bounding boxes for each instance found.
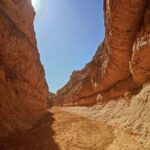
[0,0,48,136]
[51,0,150,106]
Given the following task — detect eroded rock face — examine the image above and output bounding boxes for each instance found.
[62,83,150,149]
[52,0,150,106]
[0,0,48,136]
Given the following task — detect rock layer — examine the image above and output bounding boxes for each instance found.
[63,83,150,149]
[0,0,48,136]
[52,0,150,106]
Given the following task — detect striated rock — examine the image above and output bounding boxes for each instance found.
[51,0,150,106]
[0,0,149,149]
[0,0,48,136]
[63,83,150,149]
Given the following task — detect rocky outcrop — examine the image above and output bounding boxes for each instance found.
[51,0,150,106]
[63,83,150,149]
[0,0,48,136]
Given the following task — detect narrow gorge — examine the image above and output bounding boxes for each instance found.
[51,0,150,107]
[0,0,150,150]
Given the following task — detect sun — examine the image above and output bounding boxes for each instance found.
[31,0,41,12]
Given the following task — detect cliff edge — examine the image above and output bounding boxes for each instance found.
[0,0,48,136]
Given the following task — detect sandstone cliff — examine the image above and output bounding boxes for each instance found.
[51,0,150,106]
[0,0,149,149]
[0,0,48,136]
[62,83,150,149]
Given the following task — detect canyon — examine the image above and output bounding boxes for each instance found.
[0,0,150,150]
[51,0,150,106]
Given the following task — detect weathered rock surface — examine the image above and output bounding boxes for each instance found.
[0,0,48,136]
[63,83,150,149]
[51,0,150,106]
[0,0,150,149]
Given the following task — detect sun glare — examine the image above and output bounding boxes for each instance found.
[31,0,41,12]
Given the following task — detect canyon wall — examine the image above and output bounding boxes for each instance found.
[0,0,48,136]
[51,0,150,106]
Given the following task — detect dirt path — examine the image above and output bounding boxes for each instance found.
[0,108,143,150]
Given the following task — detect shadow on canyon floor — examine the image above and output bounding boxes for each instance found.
[0,111,60,150]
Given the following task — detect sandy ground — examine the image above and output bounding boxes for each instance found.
[0,108,114,150]
[0,107,145,150]
[0,83,150,150]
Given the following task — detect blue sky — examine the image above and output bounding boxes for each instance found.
[32,0,104,93]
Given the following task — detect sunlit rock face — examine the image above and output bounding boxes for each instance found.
[0,0,48,136]
[51,0,150,106]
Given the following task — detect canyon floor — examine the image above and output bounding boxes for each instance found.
[0,108,141,150]
[0,84,150,150]
[0,109,148,150]
[0,108,114,150]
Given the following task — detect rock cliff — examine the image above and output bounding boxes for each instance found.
[51,0,150,106]
[0,0,150,149]
[62,83,150,149]
[0,0,48,136]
